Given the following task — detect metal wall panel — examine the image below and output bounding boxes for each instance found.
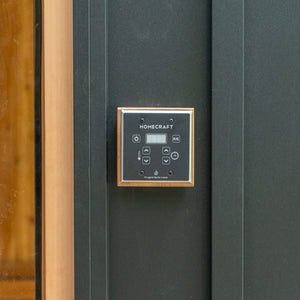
[75,0,211,299]
[244,1,300,299]
[212,1,300,300]
[107,0,211,299]
[74,0,108,298]
[212,0,245,299]
[75,0,300,298]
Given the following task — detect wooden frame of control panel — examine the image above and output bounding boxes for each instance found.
[117,107,194,187]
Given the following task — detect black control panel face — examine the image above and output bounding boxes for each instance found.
[118,108,194,186]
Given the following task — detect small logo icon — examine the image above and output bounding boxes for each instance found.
[154,170,159,176]
[132,134,141,143]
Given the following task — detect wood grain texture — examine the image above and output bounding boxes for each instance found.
[43,0,74,298]
[0,3,36,300]
[117,107,194,187]
[0,280,35,300]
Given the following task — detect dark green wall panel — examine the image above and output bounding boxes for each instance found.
[75,0,211,299]
[244,1,300,299]
[107,0,211,299]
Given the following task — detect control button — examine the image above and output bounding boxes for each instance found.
[162,146,171,155]
[132,134,141,143]
[142,146,151,155]
[154,170,159,176]
[139,170,145,176]
[172,134,181,143]
[168,170,173,176]
[142,156,151,165]
[162,156,171,165]
[170,151,179,160]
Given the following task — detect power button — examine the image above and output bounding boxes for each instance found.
[170,151,179,160]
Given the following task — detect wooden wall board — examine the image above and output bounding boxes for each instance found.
[43,0,74,298]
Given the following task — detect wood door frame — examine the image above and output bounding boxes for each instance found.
[43,0,74,299]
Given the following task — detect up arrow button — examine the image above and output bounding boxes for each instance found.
[162,146,170,155]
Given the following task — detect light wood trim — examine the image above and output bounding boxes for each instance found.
[43,0,74,299]
[117,107,194,187]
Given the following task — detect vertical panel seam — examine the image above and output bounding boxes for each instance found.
[242,1,245,299]
[88,0,92,298]
[104,0,109,298]
[242,0,245,300]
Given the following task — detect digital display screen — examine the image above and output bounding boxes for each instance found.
[145,133,167,144]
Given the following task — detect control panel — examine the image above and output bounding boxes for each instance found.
[117,107,194,187]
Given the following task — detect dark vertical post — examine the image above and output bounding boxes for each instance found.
[74,0,90,297]
[74,0,108,298]
[90,0,109,298]
[35,0,42,298]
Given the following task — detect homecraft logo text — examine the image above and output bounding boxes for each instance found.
[139,124,173,130]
